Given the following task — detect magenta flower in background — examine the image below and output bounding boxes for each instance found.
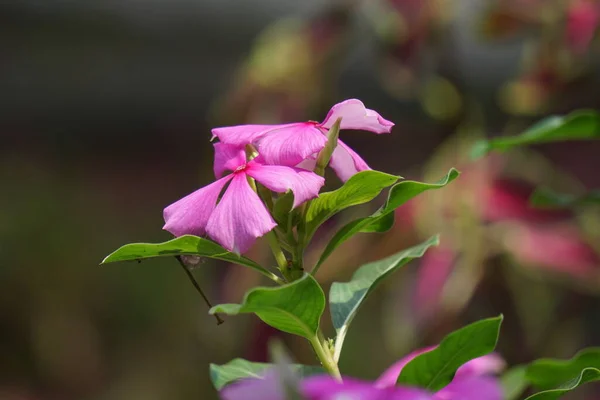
[566,0,600,53]
[220,351,504,400]
[301,376,432,400]
[163,143,324,253]
[221,373,433,400]
[211,99,394,182]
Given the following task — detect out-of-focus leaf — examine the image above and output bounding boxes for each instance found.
[526,347,600,390]
[525,368,600,400]
[210,358,324,390]
[101,235,277,280]
[397,315,503,391]
[472,110,600,158]
[501,365,529,400]
[209,274,324,340]
[329,236,439,362]
[530,187,600,209]
[301,170,398,243]
[315,169,459,270]
[273,191,295,227]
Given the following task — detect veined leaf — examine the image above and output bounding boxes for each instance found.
[526,347,600,390]
[315,169,459,270]
[471,110,600,158]
[101,235,279,281]
[301,170,398,245]
[525,368,600,400]
[209,274,325,340]
[397,315,503,391]
[329,236,440,362]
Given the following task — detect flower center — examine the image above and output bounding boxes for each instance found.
[234,164,248,173]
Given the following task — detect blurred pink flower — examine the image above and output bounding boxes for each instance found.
[211,99,394,181]
[163,143,324,253]
[412,246,456,321]
[503,224,600,278]
[220,350,504,400]
[566,0,600,53]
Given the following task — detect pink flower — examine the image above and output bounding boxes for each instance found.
[376,349,505,400]
[212,99,394,182]
[566,0,600,53]
[221,371,433,400]
[163,143,324,253]
[220,351,504,400]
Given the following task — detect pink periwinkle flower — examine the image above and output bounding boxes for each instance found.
[163,143,324,253]
[220,351,504,400]
[221,372,432,400]
[211,99,394,182]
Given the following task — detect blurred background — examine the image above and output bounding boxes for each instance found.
[2,0,600,398]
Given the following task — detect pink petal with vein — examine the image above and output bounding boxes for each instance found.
[162,175,233,237]
[328,139,371,182]
[246,162,325,208]
[256,123,327,166]
[206,173,276,253]
[320,99,394,133]
[211,123,300,147]
[213,142,247,178]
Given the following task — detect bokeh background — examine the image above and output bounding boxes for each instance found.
[2,0,600,399]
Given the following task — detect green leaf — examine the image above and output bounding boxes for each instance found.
[101,235,280,282]
[273,191,295,226]
[472,110,600,158]
[315,168,459,270]
[397,315,503,391]
[501,365,529,400]
[530,187,600,209]
[525,368,600,400]
[301,170,399,243]
[526,347,600,390]
[329,236,440,361]
[209,274,325,340]
[210,358,324,390]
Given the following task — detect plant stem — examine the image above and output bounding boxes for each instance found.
[309,333,342,381]
[176,256,224,325]
[267,231,289,271]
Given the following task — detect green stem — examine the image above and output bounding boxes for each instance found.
[309,333,342,381]
[267,231,289,271]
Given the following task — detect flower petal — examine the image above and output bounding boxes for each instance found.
[206,173,277,253]
[246,162,324,208]
[213,142,247,178]
[456,353,506,378]
[220,371,283,400]
[434,376,503,400]
[320,99,394,133]
[256,123,327,166]
[162,175,232,237]
[211,123,300,147]
[302,376,432,400]
[328,139,371,182]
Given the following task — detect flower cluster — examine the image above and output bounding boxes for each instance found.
[162,99,394,253]
[221,349,504,400]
